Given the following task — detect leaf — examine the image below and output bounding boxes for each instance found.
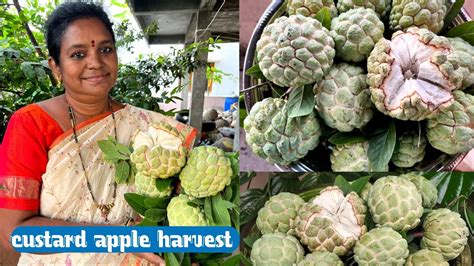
[144,196,170,209]
[240,255,253,266]
[368,120,396,171]
[314,7,331,29]
[328,131,367,145]
[349,176,371,196]
[164,253,180,266]
[116,142,132,156]
[155,178,173,191]
[443,0,465,33]
[225,151,239,179]
[446,21,474,45]
[124,193,147,216]
[243,234,261,248]
[188,198,205,207]
[204,197,215,225]
[144,208,166,222]
[115,160,130,183]
[287,85,315,118]
[240,189,268,225]
[97,139,129,160]
[223,185,233,201]
[423,172,474,207]
[334,175,352,195]
[245,64,265,80]
[211,194,231,226]
[136,218,157,226]
[222,254,242,266]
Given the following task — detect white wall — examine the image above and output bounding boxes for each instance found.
[207,42,239,97]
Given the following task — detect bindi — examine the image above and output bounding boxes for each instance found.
[91,40,95,47]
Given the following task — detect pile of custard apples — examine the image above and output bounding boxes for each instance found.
[129,122,233,225]
[244,0,474,170]
[250,173,470,265]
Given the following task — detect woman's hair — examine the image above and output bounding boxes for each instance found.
[45,2,115,65]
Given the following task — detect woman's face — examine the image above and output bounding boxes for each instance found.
[50,17,118,100]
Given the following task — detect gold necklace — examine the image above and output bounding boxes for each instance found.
[67,98,117,222]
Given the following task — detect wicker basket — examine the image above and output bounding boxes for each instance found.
[242,0,472,172]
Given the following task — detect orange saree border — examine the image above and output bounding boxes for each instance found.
[0,176,40,210]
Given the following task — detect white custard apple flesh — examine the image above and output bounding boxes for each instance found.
[421,208,469,260]
[166,194,208,226]
[337,0,391,18]
[330,8,384,62]
[367,176,423,231]
[331,141,388,171]
[179,146,232,198]
[389,0,446,33]
[297,251,343,266]
[426,90,474,154]
[406,249,448,266]
[288,0,338,19]
[134,172,173,198]
[244,98,321,165]
[391,131,426,168]
[367,27,464,121]
[354,227,409,266]
[250,232,305,266]
[256,192,305,235]
[399,172,437,208]
[256,15,335,88]
[295,186,367,255]
[130,123,187,179]
[314,63,373,132]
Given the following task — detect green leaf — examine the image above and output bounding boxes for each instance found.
[240,189,268,225]
[334,175,352,195]
[245,64,265,80]
[144,208,166,222]
[124,193,147,216]
[225,151,239,179]
[97,139,129,160]
[155,178,173,191]
[349,176,371,196]
[211,194,231,226]
[240,255,253,266]
[136,218,157,226]
[204,197,215,225]
[423,172,474,207]
[188,198,205,207]
[164,253,180,266]
[243,234,261,248]
[328,131,367,145]
[443,0,465,32]
[223,186,233,201]
[144,196,170,209]
[287,85,315,118]
[116,142,132,156]
[314,7,331,29]
[446,21,474,45]
[222,254,242,266]
[368,120,396,171]
[115,160,130,183]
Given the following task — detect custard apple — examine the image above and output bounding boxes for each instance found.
[179,146,232,198]
[256,192,305,235]
[367,27,464,121]
[426,90,474,154]
[256,15,335,88]
[406,249,448,266]
[134,172,173,198]
[421,208,469,260]
[391,131,426,168]
[250,233,305,266]
[295,186,367,255]
[330,8,384,62]
[244,98,321,165]
[354,227,409,266]
[389,0,446,33]
[449,37,474,90]
[367,176,423,231]
[330,141,388,171]
[337,0,391,18]
[399,173,437,208]
[288,0,338,18]
[314,63,373,132]
[130,123,187,179]
[166,194,208,226]
[298,251,343,266]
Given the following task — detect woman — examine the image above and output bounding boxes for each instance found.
[0,2,195,265]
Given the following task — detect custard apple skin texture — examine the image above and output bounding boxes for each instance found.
[354,227,409,266]
[250,232,305,266]
[337,0,391,18]
[288,0,338,19]
[391,131,426,168]
[389,0,446,33]
[166,194,208,226]
[449,37,474,90]
[297,251,343,266]
[330,8,384,62]
[244,98,321,165]
[331,141,388,171]
[314,63,373,132]
[405,249,448,266]
[134,172,173,198]
[256,192,305,235]
[256,15,335,88]
[426,90,474,155]
[367,176,423,231]
[421,208,469,260]
[179,146,232,198]
[399,172,437,208]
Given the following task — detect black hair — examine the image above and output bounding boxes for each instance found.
[45,2,115,65]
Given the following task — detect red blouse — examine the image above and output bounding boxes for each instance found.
[0,104,63,211]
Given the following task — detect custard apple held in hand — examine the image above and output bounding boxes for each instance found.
[354,227,409,266]
[405,249,448,266]
[298,251,343,266]
[250,232,305,266]
[390,131,426,168]
[256,192,305,235]
[314,63,373,132]
[256,15,335,88]
[399,172,437,208]
[130,123,187,179]
[244,98,321,165]
[367,176,423,231]
[421,208,469,260]
[287,0,338,19]
[134,172,173,198]
[330,141,388,171]
[389,0,446,33]
[330,8,384,62]
[179,146,232,198]
[295,186,367,255]
[426,90,474,154]
[166,194,208,226]
[367,27,464,121]
[337,0,391,18]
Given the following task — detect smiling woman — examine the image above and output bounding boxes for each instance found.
[0,2,196,265]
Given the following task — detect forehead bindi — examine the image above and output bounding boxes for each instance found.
[91,40,95,47]
[61,18,112,51]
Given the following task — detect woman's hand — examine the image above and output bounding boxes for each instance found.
[133,252,165,266]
